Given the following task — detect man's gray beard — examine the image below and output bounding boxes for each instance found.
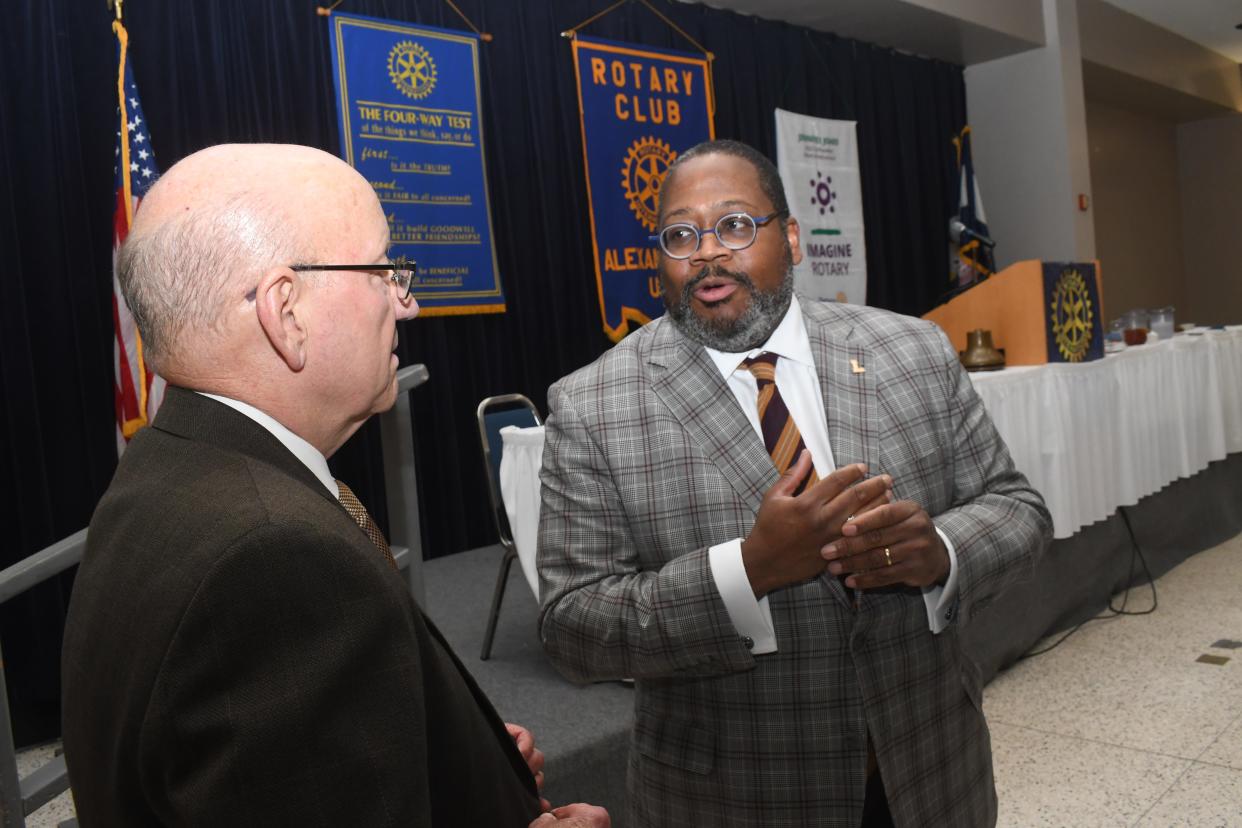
[663,262,794,352]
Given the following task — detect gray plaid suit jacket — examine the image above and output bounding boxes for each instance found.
[537,298,1051,827]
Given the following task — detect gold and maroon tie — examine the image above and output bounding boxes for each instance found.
[741,352,820,493]
[336,479,398,571]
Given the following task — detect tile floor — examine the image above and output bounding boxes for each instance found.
[986,530,1242,827]
[18,531,1241,827]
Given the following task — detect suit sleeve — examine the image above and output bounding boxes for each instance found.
[928,324,1053,626]
[139,522,434,827]
[537,380,757,684]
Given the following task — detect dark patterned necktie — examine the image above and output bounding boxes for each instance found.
[741,352,820,493]
[336,479,398,571]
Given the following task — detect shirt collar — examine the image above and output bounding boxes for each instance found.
[704,295,813,379]
[196,392,339,498]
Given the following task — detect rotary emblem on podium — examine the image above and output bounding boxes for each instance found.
[1049,265,1094,362]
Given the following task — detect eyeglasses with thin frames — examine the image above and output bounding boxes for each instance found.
[650,211,787,260]
[289,256,417,300]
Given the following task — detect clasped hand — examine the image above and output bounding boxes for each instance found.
[741,452,889,597]
[822,482,949,590]
[511,724,612,827]
[741,451,948,596]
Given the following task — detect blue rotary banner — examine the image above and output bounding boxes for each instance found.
[329,13,503,315]
[571,35,714,342]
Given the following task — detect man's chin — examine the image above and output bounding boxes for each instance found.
[667,288,789,352]
[668,311,751,351]
[692,308,746,337]
[372,380,400,416]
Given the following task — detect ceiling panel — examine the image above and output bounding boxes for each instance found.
[1103,0,1242,62]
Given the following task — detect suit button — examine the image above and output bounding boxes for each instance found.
[743,636,755,649]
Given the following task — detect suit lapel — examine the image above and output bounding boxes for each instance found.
[648,320,776,511]
[645,308,880,610]
[805,307,878,473]
[805,302,879,610]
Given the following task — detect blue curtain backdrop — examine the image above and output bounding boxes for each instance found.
[0,0,966,745]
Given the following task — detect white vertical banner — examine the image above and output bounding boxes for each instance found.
[775,108,867,305]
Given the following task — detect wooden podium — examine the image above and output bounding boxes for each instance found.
[922,259,1104,366]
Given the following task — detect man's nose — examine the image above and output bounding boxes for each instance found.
[394,291,420,321]
[689,229,731,265]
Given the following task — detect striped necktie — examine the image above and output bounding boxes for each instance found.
[741,352,820,493]
[336,479,398,571]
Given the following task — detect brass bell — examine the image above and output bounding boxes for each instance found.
[961,329,1005,372]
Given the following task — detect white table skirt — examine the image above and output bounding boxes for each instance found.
[969,329,1242,538]
[498,424,545,597]
[498,329,1242,554]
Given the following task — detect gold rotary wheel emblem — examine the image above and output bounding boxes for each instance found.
[621,137,676,232]
[1050,267,1094,362]
[388,41,437,100]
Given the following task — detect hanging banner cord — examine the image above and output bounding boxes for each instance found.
[561,0,714,118]
[315,0,492,40]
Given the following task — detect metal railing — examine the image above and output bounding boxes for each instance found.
[0,529,84,827]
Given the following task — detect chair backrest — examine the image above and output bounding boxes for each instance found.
[476,394,542,547]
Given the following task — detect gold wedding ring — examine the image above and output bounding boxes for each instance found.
[883,547,893,566]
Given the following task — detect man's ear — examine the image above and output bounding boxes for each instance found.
[254,266,308,372]
[785,215,803,266]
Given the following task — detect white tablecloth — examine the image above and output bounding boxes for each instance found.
[498,330,1242,551]
[498,424,546,597]
[969,329,1242,538]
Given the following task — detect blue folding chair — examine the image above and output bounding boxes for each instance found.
[475,394,542,660]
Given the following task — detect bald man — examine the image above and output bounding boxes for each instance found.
[61,144,605,827]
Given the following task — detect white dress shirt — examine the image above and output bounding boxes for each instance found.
[703,297,959,653]
[197,392,340,500]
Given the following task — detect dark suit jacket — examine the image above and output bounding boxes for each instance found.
[62,387,541,827]
[538,299,1052,827]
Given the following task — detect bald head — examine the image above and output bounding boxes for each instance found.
[117,144,371,376]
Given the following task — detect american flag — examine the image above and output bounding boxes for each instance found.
[112,20,164,453]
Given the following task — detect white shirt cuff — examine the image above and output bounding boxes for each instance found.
[923,525,959,634]
[708,538,777,654]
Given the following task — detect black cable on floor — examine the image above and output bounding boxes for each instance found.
[1018,505,1158,660]
[1108,505,1158,616]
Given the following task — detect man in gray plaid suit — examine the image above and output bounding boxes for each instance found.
[537,140,1051,827]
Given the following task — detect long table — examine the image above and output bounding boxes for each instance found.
[502,329,1242,554]
[968,329,1242,538]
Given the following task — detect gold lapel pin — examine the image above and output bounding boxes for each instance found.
[850,359,865,374]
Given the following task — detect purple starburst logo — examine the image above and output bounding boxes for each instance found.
[809,171,836,215]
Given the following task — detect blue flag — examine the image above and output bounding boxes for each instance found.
[952,126,993,286]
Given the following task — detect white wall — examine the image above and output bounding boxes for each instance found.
[964,0,1095,267]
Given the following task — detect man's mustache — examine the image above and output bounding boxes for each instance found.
[684,266,755,293]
